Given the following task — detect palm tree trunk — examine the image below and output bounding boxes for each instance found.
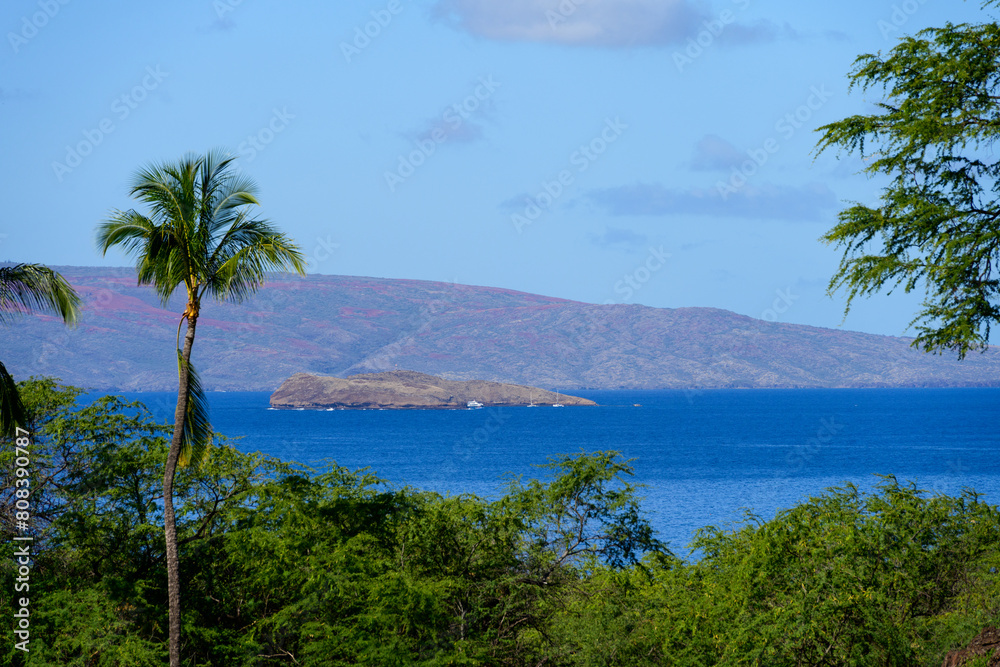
[165,314,197,667]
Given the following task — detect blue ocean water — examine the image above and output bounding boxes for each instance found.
[108,388,1000,555]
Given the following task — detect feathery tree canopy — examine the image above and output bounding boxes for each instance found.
[816,4,1000,358]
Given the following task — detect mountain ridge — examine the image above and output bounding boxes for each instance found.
[3,266,998,391]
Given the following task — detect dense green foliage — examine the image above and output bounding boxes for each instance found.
[815,5,1000,359]
[2,381,998,665]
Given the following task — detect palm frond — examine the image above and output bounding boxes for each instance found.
[176,350,212,468]
[97,210,158,257]
[130,161,188,227]
[194,151,259,242]
[0,360,27,438]
[142,231,193,305]
[199,150,238,206]
[0,263,81,326]
[207,221,307,303]
[211,174,260,215]
[103,150,306,308]
[99,212,187,306]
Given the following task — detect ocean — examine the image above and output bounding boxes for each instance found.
[105,387,1000,556]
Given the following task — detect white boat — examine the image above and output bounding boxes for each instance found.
[467,400,483,409]
[552,389,564,407]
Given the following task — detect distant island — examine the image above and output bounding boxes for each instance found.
[269,371,597,410]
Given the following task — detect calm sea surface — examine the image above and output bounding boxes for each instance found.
[102,388,1000,555]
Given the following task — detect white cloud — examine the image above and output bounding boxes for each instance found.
[689,134,745,171]
[432,0,718,47]
[592,227,649,248]
[590,181,838,221]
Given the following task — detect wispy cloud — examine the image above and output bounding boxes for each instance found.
[592,227,649,248]
[823,29,851,42]
[207,18,237,32]
[0,88,39,103]
[407,113,487,146]
[400,78,500,148]
[431,0,784,48]
[689,134,745,171]
[824,155,868,180]
[497,192,534,214]
[590,181,838,221]
[723,19,793,45]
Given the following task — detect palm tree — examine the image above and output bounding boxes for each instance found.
[0,263,80,436]
[97,150,306,666]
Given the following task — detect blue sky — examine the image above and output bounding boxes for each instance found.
[2,0,992,339]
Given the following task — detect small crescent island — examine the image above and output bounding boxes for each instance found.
[269,370,597,410]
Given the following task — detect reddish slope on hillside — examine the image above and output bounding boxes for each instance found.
[3,267,998,391]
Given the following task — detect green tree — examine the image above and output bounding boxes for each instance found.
[96,150,306,666]
[1,379,172,665]
[506,450,666,575]
[227,450,664,666]
[1,378,288,665]
[548,479,1000,667]
[690,478,1000,666]
[0,264,80,436]
[815,6,1000,358]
